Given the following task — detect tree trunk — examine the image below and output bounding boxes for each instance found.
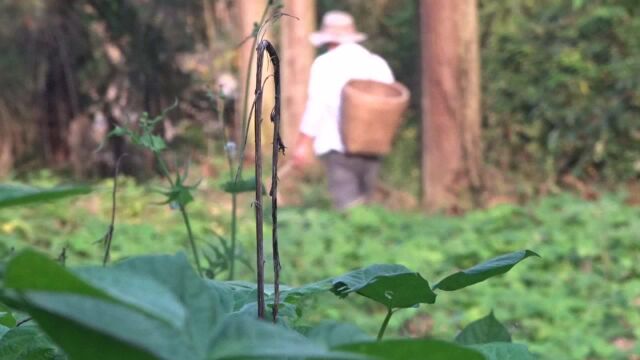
[420,0,484,211]
[236,0,274,160]
[280,0,316,145]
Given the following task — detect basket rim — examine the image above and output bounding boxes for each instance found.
[343,79,410,103]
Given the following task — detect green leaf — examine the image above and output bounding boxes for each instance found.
[337,339,485,360]
[207,313,363,359]
[280,279,333,305]
[5,250,112,299]
[75,267,187,328]
[433,250,540,291]
[221,176,263,194]
[235,301,300,324]
[302,321,372,348]
[470,342,536,360]
[217,281,260,311]
[455,311,511,345]
[0,302,16,328]
[0,325,65,360]
[107,126,133,138]
[0,184,91,208]
[5,251,198,359]
[22,292,192,360]
[162,184,194,207]
[139,133,166,152]
[331,265,436,308]
[114,254,234,355]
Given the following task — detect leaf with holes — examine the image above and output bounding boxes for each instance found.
[331,264,436,308]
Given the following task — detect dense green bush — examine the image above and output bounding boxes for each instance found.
[481,0,640,182]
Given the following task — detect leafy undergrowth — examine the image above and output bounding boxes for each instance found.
[0,249,537,360]
[1,176,639,359]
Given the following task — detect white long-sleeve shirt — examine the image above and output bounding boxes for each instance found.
[300,43,394,155]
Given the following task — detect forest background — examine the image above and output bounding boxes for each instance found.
[0,1,639,359]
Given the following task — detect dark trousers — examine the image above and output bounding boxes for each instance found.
[322,151,381,210]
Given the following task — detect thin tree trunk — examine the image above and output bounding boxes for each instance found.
[235,0,270,147]
[420,0,484,210]
[280,0,315,144]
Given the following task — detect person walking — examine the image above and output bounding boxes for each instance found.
[292,10,394,210]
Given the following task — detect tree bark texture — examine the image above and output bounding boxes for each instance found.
[280,0,316,144]
[235,0,274,151]
[420,0,484,210]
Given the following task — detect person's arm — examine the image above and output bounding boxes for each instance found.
[292,60,323,168]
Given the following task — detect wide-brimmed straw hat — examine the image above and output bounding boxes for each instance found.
[309,11,367,47]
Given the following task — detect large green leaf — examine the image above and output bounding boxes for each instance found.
[471,342,536,360]
[337,339,485,360]
[75,268,186,328]
[5,250,112,299]
[281,279,333,304]
[331,265,436,308]
[302,321,372,348]
[4,251,197,359]
[22,292,193,360]
[207,314,364,359]
[0,184,90,208]
[455,311,511,345]
[433,250,540,291]
[0,325,66,360]
[113,254,234,354]
[6,251,184,328]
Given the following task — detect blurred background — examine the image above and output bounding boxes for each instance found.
[0,1,639,359]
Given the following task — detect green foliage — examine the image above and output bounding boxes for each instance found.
[471,343,536,360]
[0,325,64,360]
[455,312,512,345]
[0,184,91,209]
[220,176,263,194]
[337,339,485,360]
[0,248,536,360]
[331,264,437,308]
[2,178,638,359]
[433,250,540,291]
[481,0,640,181]
[1,250,361,360]
[0,303,16,328]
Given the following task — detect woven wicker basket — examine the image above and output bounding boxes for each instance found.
[340,79,410,155]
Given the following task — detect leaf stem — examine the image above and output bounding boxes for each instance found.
[103,154,126,266]
[377,308,394,341]
[228,193,237,280]
[179,203,203,277]
[156,155,203,277]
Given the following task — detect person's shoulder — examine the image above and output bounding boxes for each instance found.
[370,53,390,68]
[312,51,333,70]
